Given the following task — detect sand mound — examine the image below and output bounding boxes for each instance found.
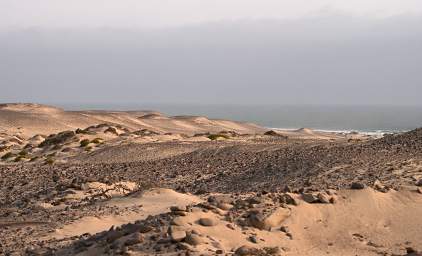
[138,113,168,120]
[53,188,201,239]
[295,127,315,134]
[54,188,422,255]
[173,116,214,125]
[0,103,63,114]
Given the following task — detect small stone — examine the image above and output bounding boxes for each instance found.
[170,205,187,212]
[405,247,422,256]
[198,217,219,226]
[416,179,422,187]
[351,182,365,190]
[280,226,290,233]
[417,187,422,194]
[173,211,187,216]
[249,236,258,243]
[216,249,224,254]
[226,223,235,230]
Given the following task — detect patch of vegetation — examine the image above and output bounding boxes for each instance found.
[80,139,90,147]
[91,138,103,144]
[1,152,14,160]
[104,127,119,135]
[47,152,57,157]
[264,130,288,139]
[18,150,28,156]
[45,157,55,165]
[30,156,39,162]
[14,156,24,162]
[0,145,10,152]
[39,131,76,148]
[75,128,89,134]
[207,134,230,140]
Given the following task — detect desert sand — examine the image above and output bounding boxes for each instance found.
[0,103,421,256]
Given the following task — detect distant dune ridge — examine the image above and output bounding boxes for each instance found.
[0,103,264,138]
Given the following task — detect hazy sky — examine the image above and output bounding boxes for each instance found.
[1,0,422,105]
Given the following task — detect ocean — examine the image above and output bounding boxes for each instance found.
[60,104,422,135]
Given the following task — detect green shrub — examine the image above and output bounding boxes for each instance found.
[14,156,24,162]
[207,134,230,140]
[47,152,56,157]
[75,128,87,134]
[1,152,14,160]
[18,150,28,156]
[91,138,103,144]
[80,139,90,147]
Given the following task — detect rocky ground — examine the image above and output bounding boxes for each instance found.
[1,125,422,255]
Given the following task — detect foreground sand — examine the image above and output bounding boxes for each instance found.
[0,103,422,256]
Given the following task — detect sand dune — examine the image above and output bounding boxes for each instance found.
[0,103,264,138]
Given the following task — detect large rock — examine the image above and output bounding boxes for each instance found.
[351,182,366,190]
[248,208,290,230]
[317,192,331,204]
[302,193,318,203]
[234,245,260,256]
[184,233,204,246]
[198,217,219,227]
[168,225,187,242]
[280,193,299,206]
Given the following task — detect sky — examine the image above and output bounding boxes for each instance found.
[1,0,422,105]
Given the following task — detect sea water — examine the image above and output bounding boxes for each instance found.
[60,104,422,135]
